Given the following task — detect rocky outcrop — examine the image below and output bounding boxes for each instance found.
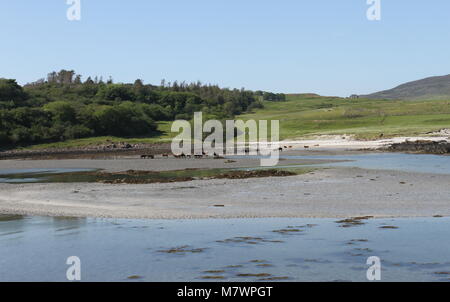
[388,140,450,154]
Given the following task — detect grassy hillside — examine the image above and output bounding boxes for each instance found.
[237,94,450,140]
[11,95,450,150]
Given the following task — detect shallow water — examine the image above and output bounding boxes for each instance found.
[284,153,450,175]
[0,168,96,183]
[1,215,449,282]
[1,153,449,184]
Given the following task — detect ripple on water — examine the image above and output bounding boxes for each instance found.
[0,216,450,281]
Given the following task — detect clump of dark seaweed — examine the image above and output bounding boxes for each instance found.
[256,263,273,267]
[336,216,373,228]
[258,276,290,281]
[236,273,272,277]
[127,275,143,280]
[346,239,369,245]
[216,236,283,245]
[98,168,296,184]
[158,245,207,254]
[203,270,225,274]
[379,225,399,229]
[200,276,225,280]
[272,228,303,234]
[224,265,243,268]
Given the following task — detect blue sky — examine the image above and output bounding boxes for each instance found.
[1,0,450,96]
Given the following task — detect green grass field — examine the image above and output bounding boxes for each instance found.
[237,94,450,140]
[16,95,450,150]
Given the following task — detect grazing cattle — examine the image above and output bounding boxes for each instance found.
[304,146,310,149]
[288,146,293,148]
[278,147,283,152]
[284,146,288,149]
[244,148,250,154]
[162,154,169,158]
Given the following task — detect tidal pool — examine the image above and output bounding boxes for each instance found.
[1,215,449,282]
[0,168,96,184]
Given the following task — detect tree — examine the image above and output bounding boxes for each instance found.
[74,75,82,85]
[84,77,95,85]
[44,101,77,124]
[1,70,263,146]
[0,79,27,107]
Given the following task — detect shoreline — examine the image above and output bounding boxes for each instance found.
[1,136,449,221]
[1,167,449,220]
[0,210,445,221]
[1,134,449,160]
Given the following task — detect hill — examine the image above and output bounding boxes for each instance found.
[238,94,450,140]
[363,74,450,100]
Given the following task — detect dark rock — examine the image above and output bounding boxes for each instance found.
[387,140,450,154]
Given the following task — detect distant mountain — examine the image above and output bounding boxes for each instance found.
[362,74,450,100]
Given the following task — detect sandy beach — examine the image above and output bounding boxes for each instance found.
[1,165,449,219]
[1,136,450,220]
[0,155,336,173]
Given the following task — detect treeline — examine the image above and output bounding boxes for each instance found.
[255,91,287,102]
[0,70,284,147]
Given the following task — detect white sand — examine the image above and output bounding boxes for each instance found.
[0,156,333,173]
[1,167,449,219]
[279,134,450,151]
[1,136,449,220]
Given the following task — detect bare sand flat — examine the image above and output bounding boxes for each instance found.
[282,134,450,149]
[1,167,449,219]
[0,156,335,173]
